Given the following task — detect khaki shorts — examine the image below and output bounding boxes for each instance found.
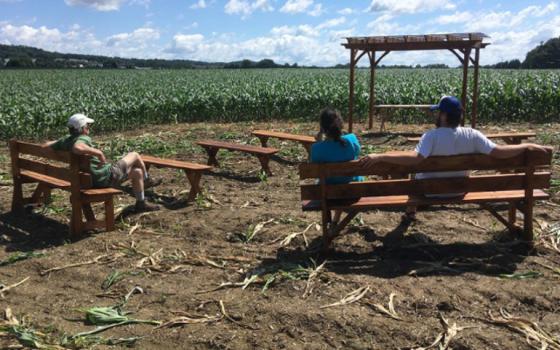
[109,159,128,187]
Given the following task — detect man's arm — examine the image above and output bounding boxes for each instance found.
[489,143,547,159]
[359,150,425,167]
[72,142,107,164]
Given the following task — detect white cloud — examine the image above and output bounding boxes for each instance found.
[64,0,126,11]
[224,0,273,18]
[190,0,207,9]
[337,7,355,15]
[280,0,323,16]
[308,3,323,16]
[106,27,159,47]
[435,11,473,25]
[280,0,313,13]
[367,0,456,14]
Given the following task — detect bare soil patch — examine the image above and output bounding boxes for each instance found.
[0,121,559,349]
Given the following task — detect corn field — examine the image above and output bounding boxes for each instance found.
[1,68,559,139]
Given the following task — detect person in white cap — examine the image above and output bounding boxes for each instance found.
[42,113,161,213]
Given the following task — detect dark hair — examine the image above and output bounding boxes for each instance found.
[68,126,81,137]
[445,108,463,128]
[320,108,346,146]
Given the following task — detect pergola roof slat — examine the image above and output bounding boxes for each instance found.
[343,32,489,51]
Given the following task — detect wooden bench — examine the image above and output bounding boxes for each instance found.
[374,104,432,132]
[9,140,122,235]
[252,130,315,155]
[141,155,211,201]
[406,132,536,145]
[299,148,553,249]
[196,140,278,176]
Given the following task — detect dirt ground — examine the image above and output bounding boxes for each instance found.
[0,120,559,349]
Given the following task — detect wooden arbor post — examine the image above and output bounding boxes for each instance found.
[368,51,376,130]
[348,48,357,133]
[460,48,471,126]
[471,47,481,128]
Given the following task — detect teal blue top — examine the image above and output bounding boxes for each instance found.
[310,133,364,184]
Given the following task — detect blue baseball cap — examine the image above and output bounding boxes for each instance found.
[430,96,462,115]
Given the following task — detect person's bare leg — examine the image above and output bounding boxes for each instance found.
[129,168,159,212]
[120,152,147,178]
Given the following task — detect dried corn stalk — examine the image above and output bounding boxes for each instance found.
[321,286,370,309]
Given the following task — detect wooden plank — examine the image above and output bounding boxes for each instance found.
[15,141,71,163]
[299,148,553,179]
[251,130,315,144]
[342,40,489,52]
[375,104,432,109]
[300,172,551,200]
[18,158,93,189]
[302,190,548,211]
[196,140,279,155]
[407,132,536,143]
[20,170,71,189]
[141,155,211,171]
[9,140,24,213]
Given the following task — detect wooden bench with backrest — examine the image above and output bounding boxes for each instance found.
[252,130,315,155]
[141,155,211,201]
[9,140,122,235]
[196,140,279,176]
[299,148,553,249]
[407,132,536,145]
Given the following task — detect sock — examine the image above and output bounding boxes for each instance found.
[135,191,145,202]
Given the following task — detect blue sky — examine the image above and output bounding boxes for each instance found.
[1,0,559,66]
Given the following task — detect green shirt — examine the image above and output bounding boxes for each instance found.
[51,134,112,188]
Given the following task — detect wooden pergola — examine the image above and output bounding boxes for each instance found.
[342,32,490,132]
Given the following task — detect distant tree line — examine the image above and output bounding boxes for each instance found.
[489,36,560,69]
[2,36,559,69]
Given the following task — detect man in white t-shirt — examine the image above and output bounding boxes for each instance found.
[359,95,547,221]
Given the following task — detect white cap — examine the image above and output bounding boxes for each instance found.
[67,113,94,130]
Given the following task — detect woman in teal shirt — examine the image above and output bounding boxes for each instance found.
[310,108,363,226]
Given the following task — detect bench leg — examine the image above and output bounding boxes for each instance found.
[257,136,269,148]
[256,155,272,176]
[508,202,517,226]
[82,203,96,222]
[204,147,219,166]
[523,200,534,241]
[323,210,359,250]
[104,198,115,231]
[11,178,24,213]
[302,143,312,156]
[70,197,83,236]
[185,171,202,202]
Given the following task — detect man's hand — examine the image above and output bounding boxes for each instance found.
[359,154,383,168]
[96,150,107,165]
[526,144,548,153]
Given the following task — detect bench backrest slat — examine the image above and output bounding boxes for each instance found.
[299,149,553,179]
[10,140,94,189]
[18,158,93,189]
[14,140,72,163]
[301,172,551,200]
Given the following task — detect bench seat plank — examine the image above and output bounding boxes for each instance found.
[252,130,315,143]
[407,132,536,143]
[196,140,279,155]
[196,140,278,175]
[141,154,210,201]
[20,170,71,189]
[302,189,548,211]
[141,155,211,171]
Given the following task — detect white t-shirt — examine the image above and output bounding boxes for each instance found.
[415,127,497,180]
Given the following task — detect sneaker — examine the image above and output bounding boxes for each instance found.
[144,177,162,189]
[135,201,160,213]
